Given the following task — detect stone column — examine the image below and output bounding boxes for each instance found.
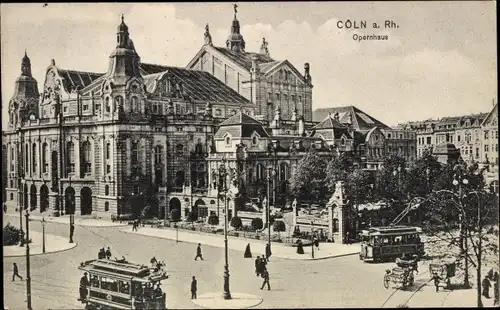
[338,205,346,244]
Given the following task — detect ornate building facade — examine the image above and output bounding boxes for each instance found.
[3,16,254,219]
[186,6,314,123]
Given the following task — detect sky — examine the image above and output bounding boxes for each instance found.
[1,2,497,128]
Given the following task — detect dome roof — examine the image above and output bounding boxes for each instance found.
[117,15,128,32]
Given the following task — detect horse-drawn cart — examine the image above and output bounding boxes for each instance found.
[383,266,415,289]
[429,261,456,291]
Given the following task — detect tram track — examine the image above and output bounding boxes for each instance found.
[380,277,433,308]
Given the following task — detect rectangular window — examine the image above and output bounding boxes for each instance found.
[152,104,158,114]
[427,137,431,145]
[106,165,111,174]
[83,104,89,111]
[177,127,183,132]
[298,96,302,103]
[484,131,489,139]
[268,92,272,102]
[63,107,68,113]
[485,145,489,152]
[284,94,288,102]
[196,128,203,133]
[291,95,295,103]
[276,93,280,101]
[106,143,110,160]
[131,142,138,165]
[95,103,101,111]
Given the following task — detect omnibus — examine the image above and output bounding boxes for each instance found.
[359,226,424,263]
[78,258,169,309]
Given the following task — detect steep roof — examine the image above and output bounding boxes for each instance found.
[215,112,269,139]
[481,103,498,126]
[58,69,104,92]
[312,115,347,130]
[313,106,391,131]
[212,46,275,71]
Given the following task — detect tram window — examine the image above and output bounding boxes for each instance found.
[101,276,118,291]
[382,237,390,245]
[90,275,99,287]
[118,281,130,294]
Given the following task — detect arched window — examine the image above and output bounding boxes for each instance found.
[42,142,49,173]
[256,164,263,181]
[25,144,29,174]
[67,141,75,173]
[82,141,92,174]
[105,185,109,196]
[133,185,139,195]
[154,145,163,165]
[225,136,231,145]
[131,141,138,165]
[252,136,258,145]
[104,201,109,211]
[105,97,110,113]
[32,143,37,174]
[131,97,138,112]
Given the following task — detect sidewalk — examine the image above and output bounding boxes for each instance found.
[120,226,359,260]
[3,230,77,257]
[3,212,127,227]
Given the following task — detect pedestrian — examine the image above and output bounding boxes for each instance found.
[191,276,197,299]
[244,243,252,258]
[482,276,492,299]
[12,263,23,282]
[296,240,304,254]
[4,203,7,214]
[493,271,499,306]
[265,243,272,262]
[132,220,138,231]
[314,237,319,251]
[79,272,89,302]
[260,269,271,290]
[105,247,112,259]
[432,273,440,292]
[194,243,203,261]
[255,256,261,277]
[259,257,267,273]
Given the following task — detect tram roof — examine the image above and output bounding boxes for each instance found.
[78,259,168,282]
[361,226,422,236]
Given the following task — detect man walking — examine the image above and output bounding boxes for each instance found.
[12,263,23,282]
[265,243,272,262]
[132,220,138,231]
[255,256,261,277]
[483,276,492,298]
[191,276,197,299]
[194,243,203,261]
[260,269,270,290]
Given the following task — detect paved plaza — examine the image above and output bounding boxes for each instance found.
[3,213,497,309]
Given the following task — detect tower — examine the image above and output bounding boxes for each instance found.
[107,15,142,84]
[8,51,40,127]
[226,4,246,52]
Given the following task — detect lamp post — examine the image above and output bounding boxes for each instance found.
[453,168,470,289]
[25,208,33,310]
[41,217,46,253]
[267,167,276,252]
[311,221,315,259]
[218,159,231,300]
[69,176,75,243]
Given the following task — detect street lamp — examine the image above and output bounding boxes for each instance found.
[24,208,33,310]
[311,221,315,259]
[267,167,276,252]
[41,217,46,253]
[453,166,470,289]
[218,159,232,300]
[69,176,75,243]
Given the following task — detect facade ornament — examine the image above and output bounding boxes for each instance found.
[260,38,269,56]
[204,24,213,46]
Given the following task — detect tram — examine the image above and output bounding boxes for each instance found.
[359,226,424,263]
[78,258,169,309]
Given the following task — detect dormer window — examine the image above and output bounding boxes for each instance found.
[225,136,231,145]
[341,138,345,145]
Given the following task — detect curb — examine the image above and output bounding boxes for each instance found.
[5,214,127,228]
[191,292,263,309]
[121,230,359,260]
[4,242,78,258]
